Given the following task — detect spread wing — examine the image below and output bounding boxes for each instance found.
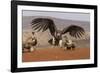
[61,25,85,38]
[31,18,57,37]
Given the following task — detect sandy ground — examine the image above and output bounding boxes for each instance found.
[22,48,90,62]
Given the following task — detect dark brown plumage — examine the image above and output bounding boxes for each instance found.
[31,18,85,38]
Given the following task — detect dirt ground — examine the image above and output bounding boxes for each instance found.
[22,48,90,62]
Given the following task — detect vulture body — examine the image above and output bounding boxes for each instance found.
[23,32,37,52]
[62,36,75,50]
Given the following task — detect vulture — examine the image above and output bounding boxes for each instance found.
[23,32,37,52]
[31,18,85,47]
[62,36,75,50]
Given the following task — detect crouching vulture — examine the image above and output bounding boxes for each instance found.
[23,32,37,52]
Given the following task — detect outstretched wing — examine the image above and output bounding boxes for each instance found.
[31,18,57,37]
[61,25,85,38]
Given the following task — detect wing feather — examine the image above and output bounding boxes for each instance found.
[33,23,42,30]
[31,18,57,36]
[78,32,82,38]
[77,32,81,38]
[43,23,48,31]
[61,25,85,38]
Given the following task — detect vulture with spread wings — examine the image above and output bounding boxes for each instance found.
[31,18,85,46]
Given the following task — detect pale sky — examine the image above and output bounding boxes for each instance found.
[22,10,90,22]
